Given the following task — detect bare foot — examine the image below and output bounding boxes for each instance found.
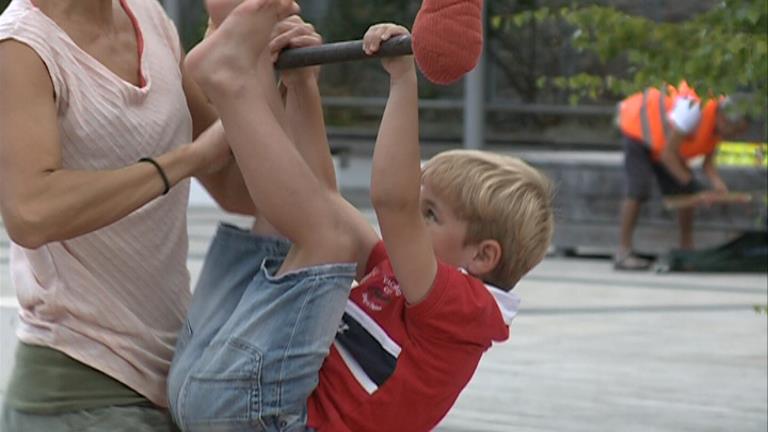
[206,0,243,29]
[187,0,299,95]
[207,0,299,28]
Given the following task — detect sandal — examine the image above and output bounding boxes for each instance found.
[613,252,652,270]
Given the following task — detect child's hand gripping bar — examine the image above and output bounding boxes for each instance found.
[275,35,413,70]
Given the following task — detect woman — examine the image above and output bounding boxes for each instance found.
[0,0,256,429]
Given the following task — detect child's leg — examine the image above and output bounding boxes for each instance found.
[206,0,245,29]
[173,2,378,430]
[187,0,373,277]
[174,252,355,431]
[167,224,289,423]
[169,26,297,419]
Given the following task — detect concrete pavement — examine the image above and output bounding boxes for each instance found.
[189,208,767,432]
[436,257,767,432]
[1,204,766,432]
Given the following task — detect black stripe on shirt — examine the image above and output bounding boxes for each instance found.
[335,313,398,387]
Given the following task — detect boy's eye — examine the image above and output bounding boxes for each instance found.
[423,208,438,222]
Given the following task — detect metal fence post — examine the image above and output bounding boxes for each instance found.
[463,3,486,149]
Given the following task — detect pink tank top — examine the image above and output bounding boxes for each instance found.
[0,0,193,407]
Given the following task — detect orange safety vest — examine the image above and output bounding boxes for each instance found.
[618,82,720,161]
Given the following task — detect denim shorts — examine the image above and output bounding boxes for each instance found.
[168,223,354,432]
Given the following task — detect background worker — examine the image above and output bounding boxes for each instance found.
[614,81,748,270]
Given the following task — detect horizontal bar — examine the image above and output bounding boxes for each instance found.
[275,34,412,70]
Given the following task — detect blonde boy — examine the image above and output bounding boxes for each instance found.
[167,1,554,431]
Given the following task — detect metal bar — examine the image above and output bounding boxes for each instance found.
[275,35,412,70]
[464,57,485,149]
[463,0,487,149]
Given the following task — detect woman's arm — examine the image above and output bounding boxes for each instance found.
[659,129,694,185]
[0,40,224,248]
[275,16,337,191]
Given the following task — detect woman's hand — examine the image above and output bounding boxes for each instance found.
[189,121,232,176]
[363,23,415,82]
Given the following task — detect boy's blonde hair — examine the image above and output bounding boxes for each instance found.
[422,150,554,290]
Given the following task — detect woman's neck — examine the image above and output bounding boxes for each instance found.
[33,0,117,28]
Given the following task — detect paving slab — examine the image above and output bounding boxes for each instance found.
[184,210,767,432]
[435,257,767,432]
[2,207,766,432]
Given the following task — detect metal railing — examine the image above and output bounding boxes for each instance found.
[322,96,619,152]
[322,96,616,116]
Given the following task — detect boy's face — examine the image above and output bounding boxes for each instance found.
[420,181,476,269]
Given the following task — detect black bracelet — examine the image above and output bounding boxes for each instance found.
[138,157,171,195]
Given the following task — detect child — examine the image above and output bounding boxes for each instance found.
[168,2,554,431]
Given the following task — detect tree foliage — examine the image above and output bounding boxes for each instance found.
[487,0,570,103]
[1,0,9,13]
[320,0,417,42]
[489,0,767,114]
[556,0,767,115]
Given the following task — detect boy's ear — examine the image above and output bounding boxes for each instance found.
[467,239,502,276]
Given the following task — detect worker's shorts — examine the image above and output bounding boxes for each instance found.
[622,135,702,201]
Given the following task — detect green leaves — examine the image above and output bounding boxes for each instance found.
[554,0,767,117]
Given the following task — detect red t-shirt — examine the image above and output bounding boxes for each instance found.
[307,241,518,432]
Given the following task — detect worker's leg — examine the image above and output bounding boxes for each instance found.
[615,136,653,270]
[619,198,642,255]
[678,207,695,250]
[651,158,701,251]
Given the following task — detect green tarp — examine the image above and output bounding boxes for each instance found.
[664,231,768,272]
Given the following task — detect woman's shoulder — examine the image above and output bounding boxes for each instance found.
[0,0,62,69]
[0,1,68,105]
[0,0,46,37]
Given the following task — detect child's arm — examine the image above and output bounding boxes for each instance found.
[367,24,438,304]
